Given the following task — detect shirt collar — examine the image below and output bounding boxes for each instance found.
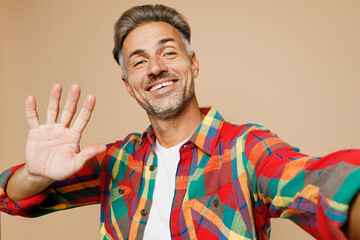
[140,107,224,155]
[189,107,224,155]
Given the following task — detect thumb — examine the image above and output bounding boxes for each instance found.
[75,143,107,167]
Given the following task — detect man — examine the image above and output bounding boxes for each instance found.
[0,4,359,240]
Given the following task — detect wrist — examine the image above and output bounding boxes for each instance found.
[6,166,54,202]
[345,192,360,239]
[22,166,54,186]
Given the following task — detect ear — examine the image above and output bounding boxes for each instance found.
[122,76,135,98]
[190,51,199,78]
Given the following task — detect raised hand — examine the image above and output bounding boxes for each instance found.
[24,84,106,181]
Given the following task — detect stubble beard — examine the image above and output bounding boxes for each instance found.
[137,73,195,120]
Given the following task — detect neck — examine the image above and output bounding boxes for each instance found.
[148,96,203,148]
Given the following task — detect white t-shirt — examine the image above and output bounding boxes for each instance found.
[143,139,188,240]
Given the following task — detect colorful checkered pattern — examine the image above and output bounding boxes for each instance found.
[1,107,359,239]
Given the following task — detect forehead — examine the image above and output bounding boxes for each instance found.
[122,22,184,56]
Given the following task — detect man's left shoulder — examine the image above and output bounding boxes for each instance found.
[220,121,272,141]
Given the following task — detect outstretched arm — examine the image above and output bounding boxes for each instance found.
[6,84,106,202]
[242,125,360,239]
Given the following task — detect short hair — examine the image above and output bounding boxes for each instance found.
[113,4,192,76]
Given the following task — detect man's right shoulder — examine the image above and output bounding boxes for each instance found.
[97,132,147,162]
[104,132,145,155]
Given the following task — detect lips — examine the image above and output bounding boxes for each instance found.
[148,80,176,92]
[146,79,178,92]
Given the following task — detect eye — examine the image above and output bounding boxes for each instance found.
[164,51,176,57]
[134,60,145,67]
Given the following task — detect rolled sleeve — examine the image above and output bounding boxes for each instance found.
[0,164,50,217]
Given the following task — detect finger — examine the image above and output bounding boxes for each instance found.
[59,84,81,127]
[46,84,62,124]
[71,95,96,133]
[25,96,40,129]
[74,144,107,169]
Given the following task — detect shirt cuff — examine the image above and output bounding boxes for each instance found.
[0,164,50,217]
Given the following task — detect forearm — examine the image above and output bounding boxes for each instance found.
[245,128,360,238]
[6,165,54,202]
[345,192,360,240]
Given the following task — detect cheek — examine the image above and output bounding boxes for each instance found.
[127,74,144,89]
[169,61,192,76]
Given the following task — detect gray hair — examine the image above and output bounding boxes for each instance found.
[113,4,192,78]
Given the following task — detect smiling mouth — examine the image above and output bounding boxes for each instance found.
[148,80,177,92]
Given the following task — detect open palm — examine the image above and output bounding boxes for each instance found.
[24,84,106,181]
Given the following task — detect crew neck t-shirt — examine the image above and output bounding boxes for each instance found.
[143,138,188,240]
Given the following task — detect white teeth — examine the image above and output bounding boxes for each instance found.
[149,81,175,92]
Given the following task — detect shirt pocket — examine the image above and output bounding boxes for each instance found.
[110,178,133,207]
[189,183,242,237]
[106,179,133,238]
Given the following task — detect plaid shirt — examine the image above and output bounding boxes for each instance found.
[1,107,359,239]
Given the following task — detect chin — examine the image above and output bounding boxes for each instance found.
[149,104,183,120]
[140,85,195,120]
[149,95,194,120]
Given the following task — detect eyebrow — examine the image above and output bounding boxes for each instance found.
[128,37,176,59]
[128,49,145,59]
[157,37,175,46]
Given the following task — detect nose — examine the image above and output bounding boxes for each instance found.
[148,56,167,77]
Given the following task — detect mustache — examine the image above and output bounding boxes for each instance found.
[144,72,179,88]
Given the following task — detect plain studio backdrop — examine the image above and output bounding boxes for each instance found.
[1,1,359,239]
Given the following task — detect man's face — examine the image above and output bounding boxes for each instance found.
[121,22,199,120]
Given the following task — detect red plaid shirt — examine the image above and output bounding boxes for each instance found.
[1,107,359,239]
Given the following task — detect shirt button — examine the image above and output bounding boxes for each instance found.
[118,188,125,194]
[213,199,219,208]
[140,209,148,216]
[149,165,155,171]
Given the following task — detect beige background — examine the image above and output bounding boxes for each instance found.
[1,0,359,239]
